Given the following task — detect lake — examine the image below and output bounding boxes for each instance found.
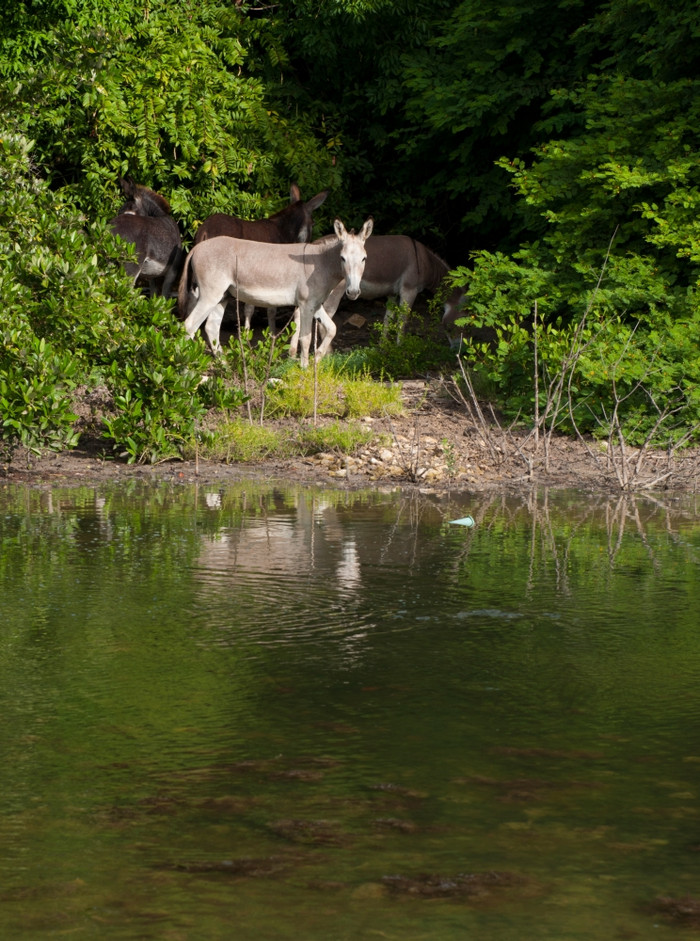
[1,480,699,939]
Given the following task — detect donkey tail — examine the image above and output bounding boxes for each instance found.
[177,248,194,320]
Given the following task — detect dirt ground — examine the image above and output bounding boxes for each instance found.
[3,299,700,494]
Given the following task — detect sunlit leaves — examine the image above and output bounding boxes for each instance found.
[2,0,336,228]
[0,122,219,464]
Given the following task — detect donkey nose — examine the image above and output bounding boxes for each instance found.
[346,287,361,300]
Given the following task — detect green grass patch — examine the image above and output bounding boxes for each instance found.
[264,360,403,419]
[192,419,286,463]
[343,374,402,417]
[295,420,373,454]
[189,415,375,464]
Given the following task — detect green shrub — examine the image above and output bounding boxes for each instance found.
[360,303,456,379]
[224,325,292,386]
[455,304,700,445]
[102,326,221,464]
[0,330,81,461]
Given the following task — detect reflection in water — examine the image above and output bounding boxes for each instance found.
[196,491,364,590]
[0,481,699,940]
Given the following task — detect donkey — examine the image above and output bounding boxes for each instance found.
[442,286,467,343]
[178,217,373,366]
[289,234,450,358]
[193,183,328,332]
[109,178,184,297]
[441,287,498,349]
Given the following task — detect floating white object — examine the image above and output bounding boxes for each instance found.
[450,516,475,527]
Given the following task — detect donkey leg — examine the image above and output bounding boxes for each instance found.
[301,279,342,361]
[243,304,255,332]
[296,306,313,368]
[266,307,278,333]
[314,307,336,362]
[322,280,346,319]
[184,295,220,342]
[203,303,226,355]
[184,286,199,319]
[292,307,331,360]
[289,308,301,359]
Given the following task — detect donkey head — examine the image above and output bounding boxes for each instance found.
[118,178,172,218]
[276,183,329,243]
[334,217,374,300]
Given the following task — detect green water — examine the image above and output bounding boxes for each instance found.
[1,481,699,940]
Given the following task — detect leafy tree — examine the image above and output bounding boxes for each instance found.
[0,123,222,463]
[272,0,456,234]
[398,0,600,250]
[1,0,339,232]
[451,0,700,441]
[274,0,607,252]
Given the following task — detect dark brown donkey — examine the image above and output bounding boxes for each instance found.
[110,179,184,297]
[192,183,328,330]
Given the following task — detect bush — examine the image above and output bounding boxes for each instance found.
[455,302,700,446]
[0,125,226,464]
[0,330,81,462]
[360,303,456,379]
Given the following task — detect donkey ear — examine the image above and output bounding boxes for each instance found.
[359,216,374,240]
[305,190,328,212]
[333,218,347,239]
[289,183,301,203]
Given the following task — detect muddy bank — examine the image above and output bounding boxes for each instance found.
[3,377,699,494]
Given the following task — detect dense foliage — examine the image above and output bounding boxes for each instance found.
[1,0,699,463]
[0,129,238,463]
[449,3,700,442]
[0,0,339,226]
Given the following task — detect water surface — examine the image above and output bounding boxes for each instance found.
[1,482,699,939]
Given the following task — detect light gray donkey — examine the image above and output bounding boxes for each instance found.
[178,218,373,366]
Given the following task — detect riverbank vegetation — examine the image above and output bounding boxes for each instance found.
[1,0,699,484]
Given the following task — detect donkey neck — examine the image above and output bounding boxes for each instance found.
[317,238,346,283]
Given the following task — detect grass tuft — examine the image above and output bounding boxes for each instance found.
[264,359,403,419]
[295,420,373,454]
[191,419,285,463]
